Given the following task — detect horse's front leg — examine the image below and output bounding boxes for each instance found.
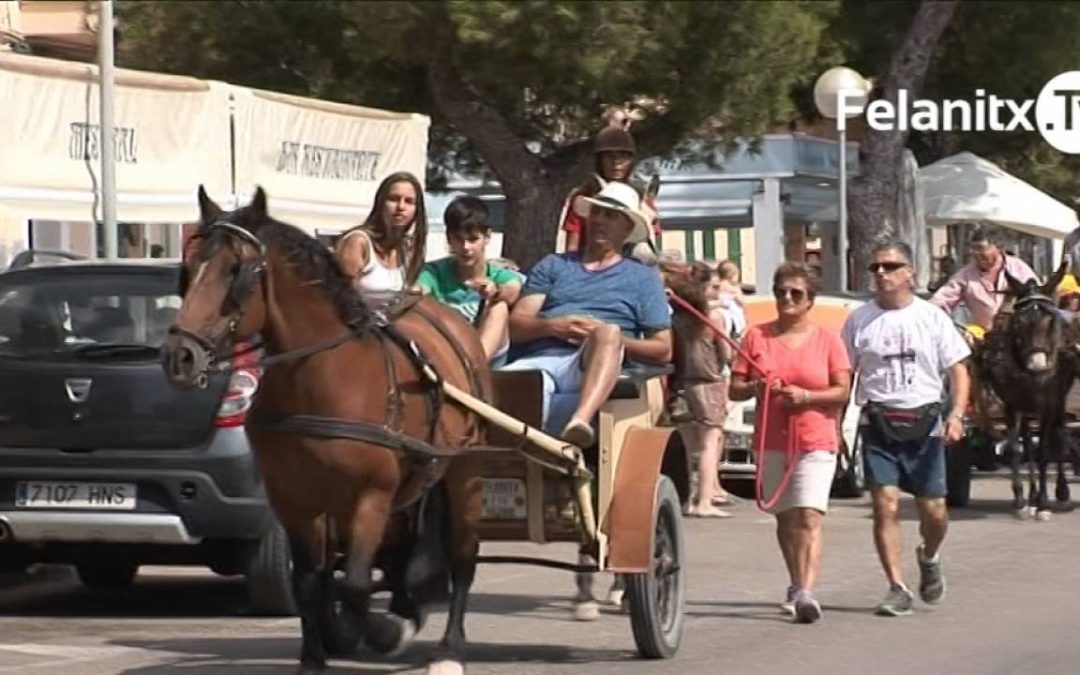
[336,488,399,651]
[287,524,328,674]
[1008,414,1026,514]
[1025,423,1040,517]
[1056,427,1072,505]
[427,461,483,675]
[1035,425,1053,520]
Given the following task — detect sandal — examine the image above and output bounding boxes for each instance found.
[686,505,733,519]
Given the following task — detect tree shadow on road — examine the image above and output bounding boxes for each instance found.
[0,573,257,619]
[857,498,1079,523]
[686,599,871,623]
[114,636,634,674]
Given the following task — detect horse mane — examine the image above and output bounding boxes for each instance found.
[199,204,365,325]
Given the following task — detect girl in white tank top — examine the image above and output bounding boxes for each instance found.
[335,172,427,299]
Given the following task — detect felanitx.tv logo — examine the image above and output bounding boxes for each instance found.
[834,71,1080,154]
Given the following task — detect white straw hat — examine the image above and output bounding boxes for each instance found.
[572,181,651,243]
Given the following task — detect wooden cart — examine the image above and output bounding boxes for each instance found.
[473,363,691,658]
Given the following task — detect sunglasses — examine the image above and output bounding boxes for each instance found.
[772,286,807,302]
[868,262,908,274]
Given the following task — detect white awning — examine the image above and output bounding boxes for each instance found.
[921,152,1078,240]
[231,87,430,232]
[0,52,232,224]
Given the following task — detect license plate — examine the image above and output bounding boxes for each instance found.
[481,478,526,519]
[15,482,137,510]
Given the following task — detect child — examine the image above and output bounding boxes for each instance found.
[417,197,524,364]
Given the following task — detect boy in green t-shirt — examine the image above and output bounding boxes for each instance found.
[417,196,524,363]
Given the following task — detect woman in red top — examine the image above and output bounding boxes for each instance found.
[730,262,852,624]
[561,125,661,253]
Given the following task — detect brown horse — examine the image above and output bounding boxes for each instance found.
[162,187,488,675]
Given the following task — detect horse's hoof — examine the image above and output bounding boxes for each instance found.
[572,600,600,622]
[1013,508,1030,520]
[606,587,625,607]
[427,659,465,675]
[1036,509,1053,522]
[364,612,417,656]
[1028,505,1039,519]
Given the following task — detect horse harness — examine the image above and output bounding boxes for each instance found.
[176,220,483,511]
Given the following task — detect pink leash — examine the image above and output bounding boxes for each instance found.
[667,293,800,511]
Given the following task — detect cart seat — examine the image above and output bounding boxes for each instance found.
[610,363,673,399]
[489,363,670,445]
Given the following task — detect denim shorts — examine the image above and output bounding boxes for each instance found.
[860,427,947,499]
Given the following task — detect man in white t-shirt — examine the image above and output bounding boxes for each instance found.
[842,240,971,618]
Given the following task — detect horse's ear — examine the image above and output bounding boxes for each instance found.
[1042,259,1069,296]
[251,187,268,218]
[1004,269,1025,297]
[197,185,222,223]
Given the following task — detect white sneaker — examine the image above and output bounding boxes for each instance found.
[780,585,797,617]
[573,600,600,621]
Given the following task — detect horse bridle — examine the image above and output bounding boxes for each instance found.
[169,220,268,362]
[170,221,370,378]
[1009,291,1063,366]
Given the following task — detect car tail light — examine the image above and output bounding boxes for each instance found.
[215,343,262,428]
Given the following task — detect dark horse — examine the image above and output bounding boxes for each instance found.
[162,187,488,675]
[976,262,1078,520]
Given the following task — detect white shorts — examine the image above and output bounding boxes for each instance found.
[760,450,838,515]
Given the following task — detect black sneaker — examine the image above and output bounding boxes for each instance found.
[917,543,946,604]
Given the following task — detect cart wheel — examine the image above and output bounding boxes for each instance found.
[319,571,364,656]
[625,475,685,659]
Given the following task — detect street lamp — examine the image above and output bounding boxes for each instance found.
[98,0,117,259]
[813,66,869,291]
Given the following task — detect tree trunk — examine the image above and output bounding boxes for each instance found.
[500,170,584,268]
[426,31,590,269]
[848,0,959,289]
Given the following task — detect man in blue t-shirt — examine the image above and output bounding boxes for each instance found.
[504,181,672,449]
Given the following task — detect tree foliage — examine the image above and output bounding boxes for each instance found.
[118,0,837,265]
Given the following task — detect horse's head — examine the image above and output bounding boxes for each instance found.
[1003,261,1069,375]
[162,187,271,388]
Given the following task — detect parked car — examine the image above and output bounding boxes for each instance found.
[0,255,293,614]
[719,293,868,500]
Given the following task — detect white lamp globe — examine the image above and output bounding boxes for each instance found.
[813,66,870,120]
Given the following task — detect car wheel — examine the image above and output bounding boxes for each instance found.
[245,521,297,616]
[832,435,866,499]
[76,563,138,589]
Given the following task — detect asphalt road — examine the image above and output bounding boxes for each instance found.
[2,470,1080,675]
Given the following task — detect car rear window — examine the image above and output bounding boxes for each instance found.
[0,271,180,355]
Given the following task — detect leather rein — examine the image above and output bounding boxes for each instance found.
[171,220,464,509]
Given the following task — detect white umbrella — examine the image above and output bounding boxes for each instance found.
[920,152,1078,240]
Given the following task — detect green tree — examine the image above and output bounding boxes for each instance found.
[835,0,1080,284]
[841,0,959,288]
[913,0,1080,203]
[118,0,837,267]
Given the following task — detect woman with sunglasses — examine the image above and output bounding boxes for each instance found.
[729,262,852,624]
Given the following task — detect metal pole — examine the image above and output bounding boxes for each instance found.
[98,0,118,259]
[838,127,848,292]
